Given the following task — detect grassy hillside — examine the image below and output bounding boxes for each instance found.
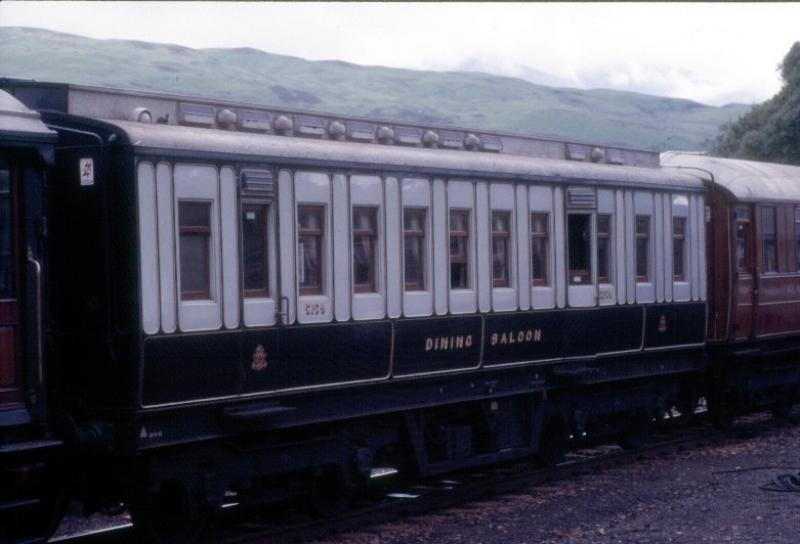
[0,27,751,151]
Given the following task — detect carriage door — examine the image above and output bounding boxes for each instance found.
[240,168,280,328]
[0,159,22,406]
[566,187,597,307]
[732,204,756,340]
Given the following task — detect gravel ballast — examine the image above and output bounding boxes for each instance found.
[312,416,800,544]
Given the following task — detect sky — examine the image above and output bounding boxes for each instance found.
[1,2,798,106]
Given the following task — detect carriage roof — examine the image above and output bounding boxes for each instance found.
[662,151,800,203]
[1,79,702,191]
[109,119,702,192]
[0,89,57,145]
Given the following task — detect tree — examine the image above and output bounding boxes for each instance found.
[713,42,800,165]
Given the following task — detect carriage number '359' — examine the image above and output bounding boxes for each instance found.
[304,303,326,316]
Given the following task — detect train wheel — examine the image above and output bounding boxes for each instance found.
[619,411,650,450]
[308,463,356,517]
[673,385,699,424]
[771,387,795,420]
[709,390,738,429]
[128,480,209,544]
[0,453,68,543]
[534,420,567,467]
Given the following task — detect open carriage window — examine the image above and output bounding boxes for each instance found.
[178,201,212,300]
[568,213,592,285]
[242,203,269,298]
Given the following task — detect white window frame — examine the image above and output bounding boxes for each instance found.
[295,171,334,324]
[137,161,160,334]
[241,195,278,327]
[529,185,556,310]
[490,183,517,312]
[447,180,478,314]
[634,191,655,303]
[671,194,691,302]
[401,177,434,317]
[597,189,616,306]
[350,174,385,321]
[174,163,223,332]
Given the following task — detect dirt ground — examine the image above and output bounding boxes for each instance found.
[312,416,800,544]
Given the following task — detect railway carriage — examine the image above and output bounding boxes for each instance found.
[663,152,800,422]
[0,90,61,542]
[1,78,798,544]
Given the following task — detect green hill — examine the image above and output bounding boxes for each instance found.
[0,27,751,151]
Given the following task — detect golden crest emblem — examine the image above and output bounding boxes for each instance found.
[658,314,668,334]
[251,344,268,371]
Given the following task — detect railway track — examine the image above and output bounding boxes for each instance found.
[53,409,797,544]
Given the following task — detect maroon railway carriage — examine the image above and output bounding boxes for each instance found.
[0,90,62,542]
[664,152,800,420]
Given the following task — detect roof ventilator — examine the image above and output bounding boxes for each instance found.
[566,144,589,162]
[464,133,481,150]
[238,110,271,132]
[377,126,395,144]
[422,130,439,147]
[241,169,274,196]
[439,130,464,149]
[273,115,293,134]
[590,147,605,163]
[328,121,346,140]
[295,115,326,137]
[348,122,377,142]
[395,127,422,146]
[567,187,597,209]
[129,107,152,123]
[179,103,216,127]
[216,108,238,130]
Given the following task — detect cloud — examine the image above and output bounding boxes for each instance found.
[1,1,798,106]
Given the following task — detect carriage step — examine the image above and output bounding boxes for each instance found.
[0,498,41,513]
[0,439,62,456]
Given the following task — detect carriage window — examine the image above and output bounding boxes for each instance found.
[568,213,592,285]
[762,206,777,273]
[673,217,687,281]
[0,164,11,299]
[404,208,426,291]
[597,214,612,284]
[450,210,470,289]
[531,213,549,286]
[178,201,212,300]
[298,205,324,295]
[242,203,269,298]
[635,215,651,281]
[735,206,751,271]
[492,211,511,288]
[352,207,378,293]
[795,208,800,272]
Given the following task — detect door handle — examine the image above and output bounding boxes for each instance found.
[27,247,43,386]
[276,295,290,325]
[753,266,760,296]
